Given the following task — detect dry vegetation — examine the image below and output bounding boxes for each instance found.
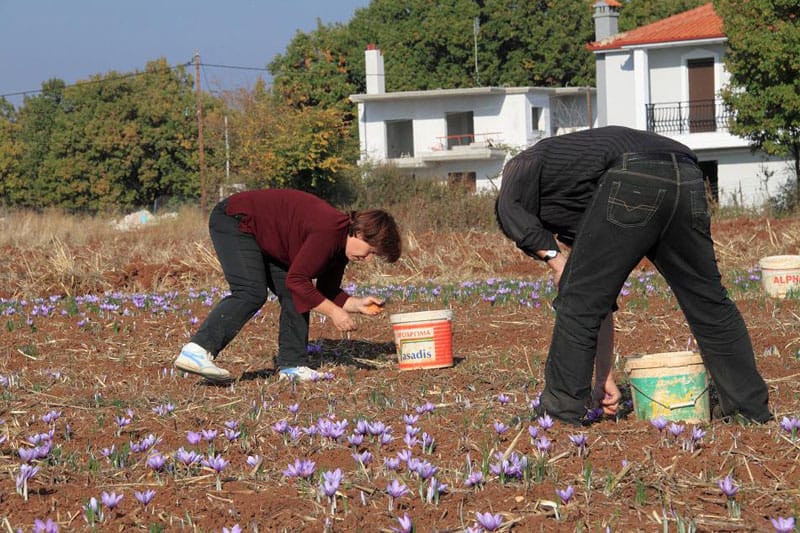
[1,203,800,532]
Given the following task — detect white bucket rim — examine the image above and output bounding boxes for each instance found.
[624,351,704,373]
[389,309,453,325]
[759,255,800,270]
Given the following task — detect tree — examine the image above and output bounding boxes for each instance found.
[0,98,22,205]
[223,84,352,198]
[618,0,707,32]
[715,0,800,190]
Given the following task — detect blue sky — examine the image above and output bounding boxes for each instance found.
[0,0,371,107]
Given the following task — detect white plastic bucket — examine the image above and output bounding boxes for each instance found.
[759,255,800,298]
[389,310,454,370]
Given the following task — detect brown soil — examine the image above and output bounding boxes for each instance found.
[1,216,799,532]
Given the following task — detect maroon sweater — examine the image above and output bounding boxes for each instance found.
[225,189,351,313]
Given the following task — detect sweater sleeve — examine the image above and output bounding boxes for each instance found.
[496,156,560,258]
[286,232,348,313]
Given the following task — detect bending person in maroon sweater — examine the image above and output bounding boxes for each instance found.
[174,189,402,383]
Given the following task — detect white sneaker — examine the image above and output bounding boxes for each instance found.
[278,366,319,382]
[174,343,233,383]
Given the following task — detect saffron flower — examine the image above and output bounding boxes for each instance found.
[537,414,554,430]
[557,485,575,504]
[222,526,242,533]
[493,421,509,435]
[32,518,59,533]
[497,393,510,405]
[134,489,156,507]
[475,511,504,531]
[403,414,419,425]
[352,450,373,468]
[175,447,201,467]
[147,452,167,472]
[386,479,409,510]
[202,454,230,491]
[283,458,316,479]
[770,516,796,533]
[384,457,401,471]
[425,477,447,504]
[320,468,343,513]
[651,416,668,431]
[667,423,684,438]
[100,491,123,510]
[15,464,40,500]
[569,434,588,456]
[391,513,413,533]
[718,475,739,498]
[464,471,485,488]
[527,425,539,440]
[186,431,202,445]
[200,429,218,442]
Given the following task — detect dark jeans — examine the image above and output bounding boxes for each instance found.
[540,153,772,424]
[191,200,310,368]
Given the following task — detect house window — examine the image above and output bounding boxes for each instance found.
[386,120,414,158]
[446,112,474,149]
[688,58,716,133]
[447,171,476,191]
[531,107,542,131]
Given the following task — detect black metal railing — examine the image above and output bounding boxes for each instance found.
[645,100,734,135]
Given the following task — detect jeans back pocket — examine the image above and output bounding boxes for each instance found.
[690,189,711,237]
[606,180,666,228]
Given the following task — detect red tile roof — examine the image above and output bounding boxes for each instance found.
[588,2,723,51]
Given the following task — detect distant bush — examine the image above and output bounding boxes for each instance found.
[343,164,498,234]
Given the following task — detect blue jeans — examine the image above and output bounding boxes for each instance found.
[540,153,771,424]
[192,200,310,368]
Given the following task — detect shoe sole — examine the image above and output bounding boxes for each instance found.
[174,360,234,383]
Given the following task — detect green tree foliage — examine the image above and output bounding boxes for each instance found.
[222,82,353,197]
[2,60,206,212]
[715,0,800,187]
[270,0,597,113]
[0,98,21,204]
[618,0,707,32]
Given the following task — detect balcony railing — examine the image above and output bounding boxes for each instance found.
[645,100,734,135]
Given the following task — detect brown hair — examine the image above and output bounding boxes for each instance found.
[349,209,402,263]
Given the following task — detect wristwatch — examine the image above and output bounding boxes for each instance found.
[542,250,559,262]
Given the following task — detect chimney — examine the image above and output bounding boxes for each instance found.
[593,0,620,41]
[365,44,385,95]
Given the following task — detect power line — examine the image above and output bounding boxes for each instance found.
[0,61,267,101]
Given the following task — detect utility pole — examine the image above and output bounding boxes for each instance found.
[473,17,480,86]
[194,52,207,214]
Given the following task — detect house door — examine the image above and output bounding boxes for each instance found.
[688,58,715,133]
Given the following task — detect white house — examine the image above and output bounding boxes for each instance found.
[589,1,792,206]
[349,44,596,192]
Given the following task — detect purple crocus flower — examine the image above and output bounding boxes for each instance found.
[569,434,588,455]
[667,423,685,438]
[718,475,739,498]
[527,425,539,440]
[415,401,435,414]
[651,416,668,431]
[41,410,61,424]
[368,420,387,436]
[537,414,554,430]
[134,489,155,507]
[18,447,37,463]
[384,457,401,471]
[497,393,510,405]
[175,447,201,466]
[425,477,447,503]
[15,464,39,500]
[420,432,435,451]
[320,468,343,498]
[413,459,438,480]
[223,428,241,442]
[475,511,504,531]
[403,414,419,425]
[224,420,239,430]
[246,455,261,468]
[770,516,796,533]
[32,518,59,533]
[536,435,552,454]
[287,403,300,415]
[222,525,242,533]
[186,431,202,445]
[348,433,365,447]
[493,421,509,435]
[397,449,413,464]
[352,450,373,467]
[100,445,115,458]
[202,454,229,473]
[100,491,123,510]
[200,429,218,442]
[386,479,409,498]
[282,458,316,479]
[147,453,166,472]
[557,485,575,504]
[464,471,485,488]
[391,512,413,533]
[403,433,419,448]
[690,426,706,442]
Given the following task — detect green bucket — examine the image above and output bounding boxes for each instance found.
[624,351,710,423]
